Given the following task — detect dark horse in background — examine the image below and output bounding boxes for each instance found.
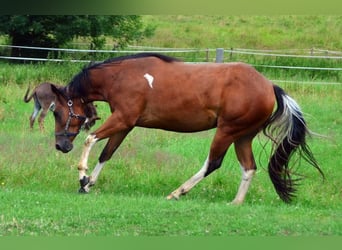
[51,53,323,204]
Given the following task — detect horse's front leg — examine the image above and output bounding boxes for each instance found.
[78,134,98,193]
[78,130,131,193]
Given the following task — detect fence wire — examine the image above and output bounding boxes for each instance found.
[0,44,341,85]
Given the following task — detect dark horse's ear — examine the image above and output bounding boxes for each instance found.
[50,84,62,96]
[50,84,67,101]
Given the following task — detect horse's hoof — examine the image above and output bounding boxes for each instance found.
[166,192,179,200]
[78,187,89,194]
[79,176,90,187]
[78,176,90,194]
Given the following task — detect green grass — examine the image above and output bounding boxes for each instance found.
[1,189,340,236]
[0,69,341,236]
[0,16,341,235]
[140,15,342,50]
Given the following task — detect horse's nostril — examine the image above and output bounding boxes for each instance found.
[55,141,73,153]
[66,143,73,152]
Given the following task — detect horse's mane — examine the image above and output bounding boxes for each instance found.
[102,53,181,65]
[66,53,181,98]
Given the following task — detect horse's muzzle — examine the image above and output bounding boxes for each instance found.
[55,139,73,153]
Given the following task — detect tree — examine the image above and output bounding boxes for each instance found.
[0,15,155,61]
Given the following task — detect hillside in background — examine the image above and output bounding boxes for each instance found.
[139,15,342,50]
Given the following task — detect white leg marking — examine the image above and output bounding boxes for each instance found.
[231,164,255,205]
[48,101,56,111]
[78,134,98,180]
[167,156,209,200]
[144,73,154,88]
[31,105,40,120]
[89,161,106,185]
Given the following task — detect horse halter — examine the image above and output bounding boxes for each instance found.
[55,99,87,137]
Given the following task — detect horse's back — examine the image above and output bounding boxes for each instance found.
[134,60,275,132]
[160,61,275,113]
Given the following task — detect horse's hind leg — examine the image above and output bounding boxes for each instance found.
[166,156,210,200]
[230,135,257,205]
[38,108,49,131]
[29,100,41,129]
[167,129,233,200]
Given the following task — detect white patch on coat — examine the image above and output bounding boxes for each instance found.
[144,73,154,88]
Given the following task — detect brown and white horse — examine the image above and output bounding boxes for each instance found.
[51,53,323,204]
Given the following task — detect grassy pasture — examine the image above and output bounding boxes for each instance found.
[0,15,341,236]
[140,16,342,50]
[0,62,341,236]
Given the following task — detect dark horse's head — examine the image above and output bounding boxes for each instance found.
[51,85,100,153]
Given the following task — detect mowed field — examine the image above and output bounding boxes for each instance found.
[0,16,342,236]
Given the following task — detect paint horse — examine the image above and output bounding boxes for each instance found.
[51,53,323,204]
[24,82,100,131]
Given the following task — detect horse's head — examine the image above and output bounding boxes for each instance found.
[51,85,99,153]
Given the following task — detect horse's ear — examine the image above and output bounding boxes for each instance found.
[50,84,68,102]
[51,84,62,96]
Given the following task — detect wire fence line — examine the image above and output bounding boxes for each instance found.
[0,55,88,63]
[0,44,205,54]
[223,49,342,59]
[1,44,342,59]
[0,44,341,85]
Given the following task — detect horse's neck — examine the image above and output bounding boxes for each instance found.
[85,87,107,102]
[82,70,106,102]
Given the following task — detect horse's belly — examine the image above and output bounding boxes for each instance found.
[137,109,217,132]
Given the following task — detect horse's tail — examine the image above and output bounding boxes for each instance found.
[23,85,34,103]
[263,85,324,203]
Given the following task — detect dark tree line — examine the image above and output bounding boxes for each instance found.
[0,15,155,60]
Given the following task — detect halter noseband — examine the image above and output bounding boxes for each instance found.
[55,99,87,137]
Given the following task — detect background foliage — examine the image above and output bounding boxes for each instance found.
[0,15,155,59]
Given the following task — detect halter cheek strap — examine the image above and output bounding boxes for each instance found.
[55,100,87,137]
